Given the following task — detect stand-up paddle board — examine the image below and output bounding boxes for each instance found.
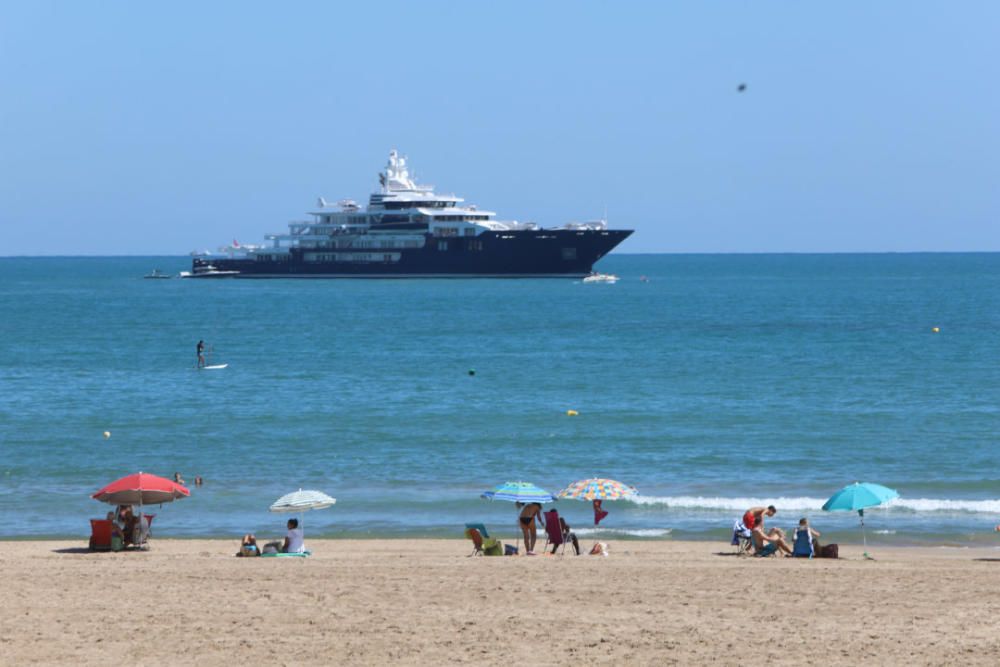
[202,364,228,370]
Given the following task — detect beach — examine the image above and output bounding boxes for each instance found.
[3,539,1000,665]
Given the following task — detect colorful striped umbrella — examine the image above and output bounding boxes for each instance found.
[481,481,555,503]
[557,478,638,501]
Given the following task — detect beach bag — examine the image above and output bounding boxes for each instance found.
[504,544,518,556]
[820,544,839,559]
[482,538,503,556]
[111,535,123,552]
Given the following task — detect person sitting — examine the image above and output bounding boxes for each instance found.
[282,518,305,554]
[238,534,260,557]
[106,511,124,541]
[792,518,821,557]
[550,516,581,555]
[117,505,139,546]
[752,524,792,557]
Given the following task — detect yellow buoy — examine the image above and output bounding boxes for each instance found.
[566,410,579,416]
[103,431,111,439]
[931,327,940,333]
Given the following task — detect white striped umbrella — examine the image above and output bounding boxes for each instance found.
[269,489,336,513]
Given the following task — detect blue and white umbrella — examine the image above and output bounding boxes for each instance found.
[269,489,337,513]
[481,481,555,504]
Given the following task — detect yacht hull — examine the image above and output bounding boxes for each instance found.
[192,229,631,278]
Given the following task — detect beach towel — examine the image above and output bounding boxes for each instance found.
[261,551,312,558]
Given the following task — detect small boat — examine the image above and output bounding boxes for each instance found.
[179,265,241,279]
[582,272,619,284]
[143,269,172,279]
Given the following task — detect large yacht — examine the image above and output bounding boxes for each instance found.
[185,150,632,278]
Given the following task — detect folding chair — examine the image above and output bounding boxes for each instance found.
[89,519,113,551]
[792,527,814,558]
[542,510,569,555]
[731,519,753,555]
[464,525,502,556]
[135,514,154,549]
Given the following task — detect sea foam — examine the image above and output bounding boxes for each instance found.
[629,495,1000,514]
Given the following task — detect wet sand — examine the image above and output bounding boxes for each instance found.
[2,539,1000,665]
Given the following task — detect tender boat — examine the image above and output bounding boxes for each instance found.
[179,265,241,279]
[582,272,619,284]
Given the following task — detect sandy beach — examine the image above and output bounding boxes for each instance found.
[2,539,1000,665]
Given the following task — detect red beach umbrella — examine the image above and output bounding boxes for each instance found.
[92,472,190,506]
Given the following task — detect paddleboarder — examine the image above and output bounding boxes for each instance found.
[197,340,205,368]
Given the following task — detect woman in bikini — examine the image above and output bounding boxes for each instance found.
[516,502,546,555]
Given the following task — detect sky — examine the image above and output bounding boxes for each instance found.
[1,2,998,255]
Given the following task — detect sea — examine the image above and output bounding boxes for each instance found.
[1,254,999,546]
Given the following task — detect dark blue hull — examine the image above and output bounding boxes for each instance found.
[192,229,632,278]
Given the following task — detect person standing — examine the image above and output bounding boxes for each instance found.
[742,505,776,532]
[516,502,546,555]
[197,340,205,368]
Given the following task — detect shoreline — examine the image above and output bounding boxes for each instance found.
[5,532,999,550]
[4,539,1000,664]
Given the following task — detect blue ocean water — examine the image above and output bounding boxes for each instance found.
[1,254,999,545]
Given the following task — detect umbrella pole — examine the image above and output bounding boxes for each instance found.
[860,509,873,560]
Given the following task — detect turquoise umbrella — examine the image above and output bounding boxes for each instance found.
[822,482,899,559]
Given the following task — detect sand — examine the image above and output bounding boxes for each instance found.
[2,538,1000,665]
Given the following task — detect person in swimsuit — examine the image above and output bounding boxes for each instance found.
[742,505,776,532]
[516,502,546,555]
[197,340,205,368]
[752,524,792,556]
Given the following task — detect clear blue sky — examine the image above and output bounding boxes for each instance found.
[2,2,998,255]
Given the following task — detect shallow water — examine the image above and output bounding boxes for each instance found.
[1,254,998,544]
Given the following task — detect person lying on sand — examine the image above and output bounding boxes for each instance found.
[752,525,792,556]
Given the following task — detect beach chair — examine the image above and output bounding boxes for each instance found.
[792,527,814,558]
[731,519,752,556]
[89,519,113,551]
[134,514,154,549]
[464,526,502,556]
[542,510,569,555]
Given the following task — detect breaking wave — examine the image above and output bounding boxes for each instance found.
[574,527,672,537]
[629,495,1000,514]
